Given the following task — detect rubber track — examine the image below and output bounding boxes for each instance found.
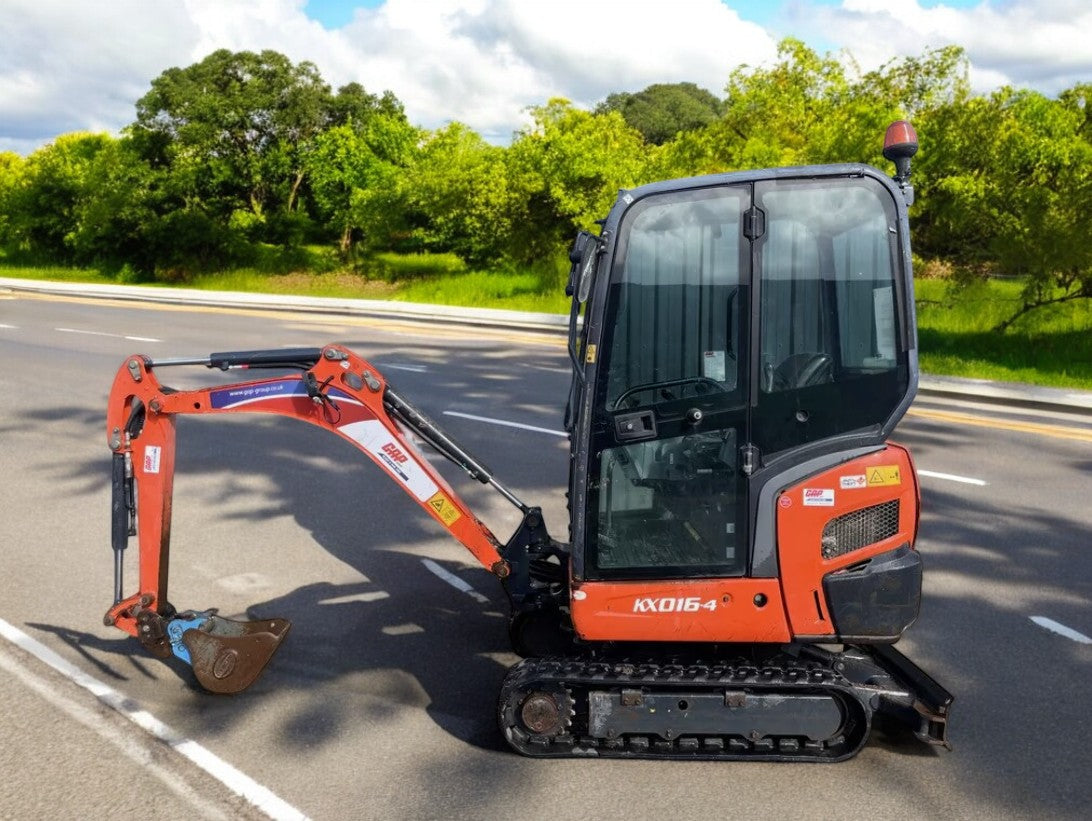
[499,655,872,761]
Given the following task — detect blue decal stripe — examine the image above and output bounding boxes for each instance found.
[209,378,308,409]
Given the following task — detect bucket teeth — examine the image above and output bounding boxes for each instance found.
[181,616,291,694]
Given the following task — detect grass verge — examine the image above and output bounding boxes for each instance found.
[914,278,1092,389]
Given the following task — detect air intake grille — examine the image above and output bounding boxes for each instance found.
[821,500,900,560]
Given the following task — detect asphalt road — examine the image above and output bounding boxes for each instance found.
[1,291,1090,820]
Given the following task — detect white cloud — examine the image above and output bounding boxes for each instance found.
[0,1,197,150]
[330,0,777,140]
[795,0,1092,94]
[0,1,1088,155]
[0,0,775,151]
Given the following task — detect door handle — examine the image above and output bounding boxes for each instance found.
[614,410,657,442]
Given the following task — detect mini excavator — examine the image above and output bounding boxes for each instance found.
[104,122,951,760]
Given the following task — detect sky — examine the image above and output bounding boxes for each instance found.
[0,0,1089,155]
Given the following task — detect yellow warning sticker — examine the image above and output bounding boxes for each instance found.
[867,466,902,486]
[427,491,462,527]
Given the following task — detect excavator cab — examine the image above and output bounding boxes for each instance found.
[102,123,950,761]
[566,168,914,587]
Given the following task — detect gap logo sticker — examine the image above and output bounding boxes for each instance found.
[840,474,867,489]
[143,445,161,474]
[338,420,438,502]
[803,488,835,507]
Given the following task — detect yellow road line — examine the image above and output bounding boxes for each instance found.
[907,407,1092,443]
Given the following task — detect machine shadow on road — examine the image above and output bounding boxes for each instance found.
[242,574,515,753]
[25,621,190,684]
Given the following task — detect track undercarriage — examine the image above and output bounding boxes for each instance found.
[499,644,951,761]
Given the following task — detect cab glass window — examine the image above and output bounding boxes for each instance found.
[753,177,908,454]
[604,188,747,411]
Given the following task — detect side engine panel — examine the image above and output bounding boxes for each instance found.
[777,444,922,642]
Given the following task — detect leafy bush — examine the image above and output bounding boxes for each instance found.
[249,242,341,275]
[144,210,246,280]
[365,251,467,282]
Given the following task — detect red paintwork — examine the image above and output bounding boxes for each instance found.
[568,446,918,643]
[775,445,919,638]
[104,346,505,638]
[570,578,792,643]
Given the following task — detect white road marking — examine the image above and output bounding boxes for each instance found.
[379,363,428,373]
[0,645,230,820]
[0,323,17,329]
[381,623,425,636]
[1030,616,1092,645]
[56,327,161,343]
[317,591,390,605]
[0,617,309,821]
[916,469,988,486]
[421,558,490,604]
[443,410,566,438]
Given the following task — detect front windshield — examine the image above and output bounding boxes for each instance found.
[591,185,749,579]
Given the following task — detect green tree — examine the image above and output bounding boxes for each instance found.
[649,39,855,177]
[131,49,332,222]
[916,86,1092,330]
[3,132,112,261]
[405,123,513,266]
[652,40,967,179]
[68,138,164,274]
[0,151,25,250]
[506,99,648,268]
[329,83,405,129]
[1059,83,1091,141]
[723,39,851,166]
[306,114,418,255]
[597,82,724,145]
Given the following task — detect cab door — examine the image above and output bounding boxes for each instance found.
[750,175,910,459]
[580,185,753,581]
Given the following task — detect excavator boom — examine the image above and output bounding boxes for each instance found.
[104,344,556,693]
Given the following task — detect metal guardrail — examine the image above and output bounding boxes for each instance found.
[4,276,1091,415]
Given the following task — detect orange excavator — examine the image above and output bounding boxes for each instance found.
[104,122,951,760]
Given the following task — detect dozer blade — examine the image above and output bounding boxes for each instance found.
[180,615,291,694]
